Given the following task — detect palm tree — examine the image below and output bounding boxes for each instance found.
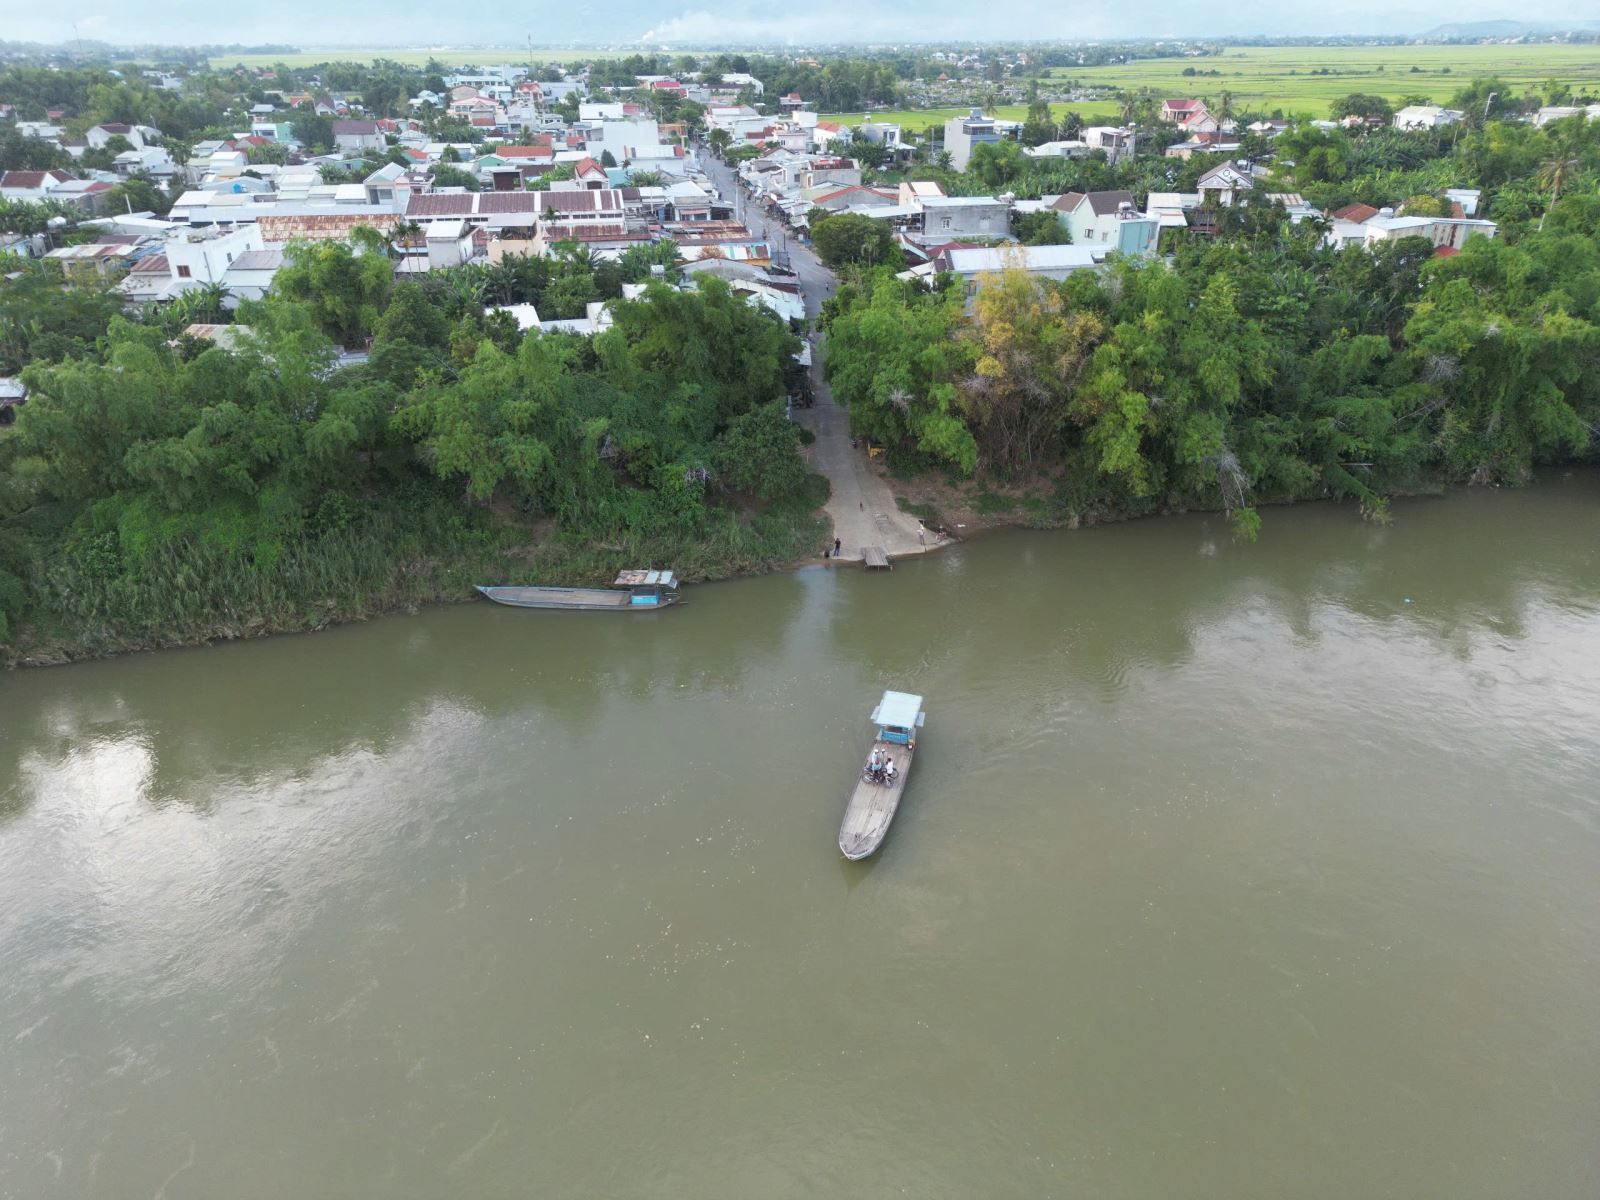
[192,281,231,325]
[481,261,518,306]
[1218,90,1236,125]
[1538,137,1582,230]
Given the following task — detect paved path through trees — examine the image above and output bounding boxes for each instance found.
[702,152,935,562]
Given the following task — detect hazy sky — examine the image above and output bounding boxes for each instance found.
[6,2,1581,48]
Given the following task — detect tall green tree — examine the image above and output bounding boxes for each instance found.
[272,239,394,347]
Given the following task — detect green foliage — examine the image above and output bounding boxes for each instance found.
[0,125,75,172]
[810,212,901,270]
[711,403,808,501]
[0,273,822,658]
[823,215,1600,525]
[429,164,479,192]
[272,239,394,347]
[1014,209,1071,245]
[966,140,1027,190]
[824,274,979,473]
[1330,93,1394,122]
[0,269,126,373]
[526,163,575,191]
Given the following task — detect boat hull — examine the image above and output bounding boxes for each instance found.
[838,739,916,859]
[475,585,678,611]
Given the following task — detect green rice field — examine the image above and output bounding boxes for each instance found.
[1047,43,1600,118]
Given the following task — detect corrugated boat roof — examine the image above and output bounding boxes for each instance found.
[873,691,923,729]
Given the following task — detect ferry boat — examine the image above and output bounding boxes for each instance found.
[838,690,925,860]
[475,570,680,612]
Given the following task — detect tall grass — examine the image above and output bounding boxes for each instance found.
[15,476,829,660]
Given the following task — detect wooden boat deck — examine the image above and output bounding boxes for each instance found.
[861,546,891,570]
[838,739,916,860]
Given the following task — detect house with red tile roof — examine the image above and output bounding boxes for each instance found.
[1160,99,1220,134]
[573,156,609,189]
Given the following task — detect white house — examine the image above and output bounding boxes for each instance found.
[716,72,763,95]
[86,122,147,150]
[425,219,477,270]
[219,247,285,300]
[1196,162,1255,207]
[114,146,177,180]
[579,102,628,122]
[0,169,74,201]
[1051,190,1159,255]
[1361,213,1497,251]
[591,118,662,160]
[1393,106,1462,131]
[904,243,1110,300]
[683,258,804,323]
[1160,99,1217,134]
[164,224,266,285]
[1532,104,1600,127]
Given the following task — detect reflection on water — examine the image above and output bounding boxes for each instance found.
[2,474,1599,1198]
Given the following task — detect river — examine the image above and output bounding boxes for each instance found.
[3,476,1599,1198]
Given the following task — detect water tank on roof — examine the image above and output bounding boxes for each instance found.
[232,182,242,193]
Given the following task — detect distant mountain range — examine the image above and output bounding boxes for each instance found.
[1420,19,1600,37]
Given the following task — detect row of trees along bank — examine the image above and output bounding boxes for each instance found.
[0,271,826,659]
[821,194,1600,538]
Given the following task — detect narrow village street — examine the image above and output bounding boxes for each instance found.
[701,151,937,563]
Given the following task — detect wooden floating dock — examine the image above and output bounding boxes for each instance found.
[861,545,891,570]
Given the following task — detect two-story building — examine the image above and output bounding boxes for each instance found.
[917,195,1010,243]
[1195,162,1255,208]
[943,109,1000,172]
[1051,191,1158,255]
[1160,100,1217,134]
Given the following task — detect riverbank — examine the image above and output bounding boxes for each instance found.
[2,488,829,670]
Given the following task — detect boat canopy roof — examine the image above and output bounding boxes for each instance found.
[613,569,678,589]
[873,690,923,729]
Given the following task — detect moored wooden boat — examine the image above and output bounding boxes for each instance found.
[838,690,926,860]
[475,570,679,612]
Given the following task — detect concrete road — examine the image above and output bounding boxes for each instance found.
[700,152,935,562]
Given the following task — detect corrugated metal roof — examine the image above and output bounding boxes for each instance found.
[256,214,397,242]
[407,193,474,216]
[872,691,923,730]
[227,249,284,271]
[477,192,539,213]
